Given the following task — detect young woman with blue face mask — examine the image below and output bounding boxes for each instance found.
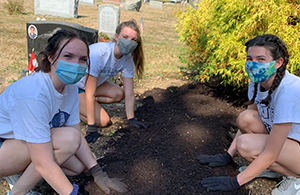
[197,34,300,194]
[0,30,127,195]
[77,19,148,143]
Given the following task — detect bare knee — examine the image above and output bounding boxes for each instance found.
[52,127,82,156]
[64,128,81,154]
[236,110,262,134]
[236,135,255,161]
[114,89,125,102]
[237,110,253,130]
[100,118,111,127]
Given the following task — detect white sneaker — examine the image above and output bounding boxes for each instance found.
[271,176,300,195]
[238,166,282,178]
[3,173,22,189]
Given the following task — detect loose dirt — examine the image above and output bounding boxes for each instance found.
[0,78,281,195]
[0,0,282,194]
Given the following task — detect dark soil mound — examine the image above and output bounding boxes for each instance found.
[33,81,280,195]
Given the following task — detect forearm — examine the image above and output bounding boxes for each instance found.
[125,93,135,119]
[237,153,275,185]
[86,94,96,124]
[85,74,98,125]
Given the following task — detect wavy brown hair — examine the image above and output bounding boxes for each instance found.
[35,30,90,73]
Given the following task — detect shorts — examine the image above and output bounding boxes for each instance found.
[78,88,85,94]
[0,138,6,148]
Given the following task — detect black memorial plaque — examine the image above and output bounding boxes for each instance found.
[26,20,98,63]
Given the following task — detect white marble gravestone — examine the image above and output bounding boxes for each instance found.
[79,0,97,6]
[98,4,120,39]
[149,0,163,8]
[34,0,79,18]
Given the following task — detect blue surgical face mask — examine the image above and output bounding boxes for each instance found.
[117,38,138,55]
[245,61,277,83]
[55,60,87,84]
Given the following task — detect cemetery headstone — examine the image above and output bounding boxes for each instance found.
[79,0,97,6]
[149,0,163,8]
[26,20,98,64]
[103,0,120,3]
[98,5,120,39]
[34,0,79,18]
[123,0,142,11]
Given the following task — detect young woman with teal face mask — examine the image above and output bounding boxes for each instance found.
[197,34,300,195]
[0,30,127,195]
[77,19,148,143]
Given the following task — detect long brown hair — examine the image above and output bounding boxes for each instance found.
[114,19,144,80]
[35,30,90,73]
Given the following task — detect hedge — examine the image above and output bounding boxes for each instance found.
[175,0,300,88]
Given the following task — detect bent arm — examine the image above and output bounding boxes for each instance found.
[237,123,292,185]
[85,74,98,125]
[123,77,135,119]
[27,142,73,195]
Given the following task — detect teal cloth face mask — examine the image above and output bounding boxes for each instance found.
[245,61,277,83]
[117,38,138,55]
[55,60,87,84]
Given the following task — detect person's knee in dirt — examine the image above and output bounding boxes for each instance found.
[198,34,300,195]
[0,30,127,195]
[76,19,149,143]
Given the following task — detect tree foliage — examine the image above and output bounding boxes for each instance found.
[175,0,300,88]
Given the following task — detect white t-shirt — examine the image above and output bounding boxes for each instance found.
[0,71,80,143]
[77,41,135,89]
[248,70,300,141]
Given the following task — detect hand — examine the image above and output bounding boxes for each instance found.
[128,118,148,129]
[85,124,102,143]
[197,152,232,167]
[90,164,128,194]
[201,176,240,191]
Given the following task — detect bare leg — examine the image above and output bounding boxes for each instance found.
[7,127,83,194]
[237,133,300,177]
[61,135,97,175]
[227,109,268,157]
[79,92,110,127]
[78,80,124,127]
[94,81,124,104]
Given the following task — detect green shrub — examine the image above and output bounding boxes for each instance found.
[2,0,24,15]
[176,0,300,88]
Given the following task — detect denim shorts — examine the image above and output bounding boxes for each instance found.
[78,88,85,94]
[0,138,5,148]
